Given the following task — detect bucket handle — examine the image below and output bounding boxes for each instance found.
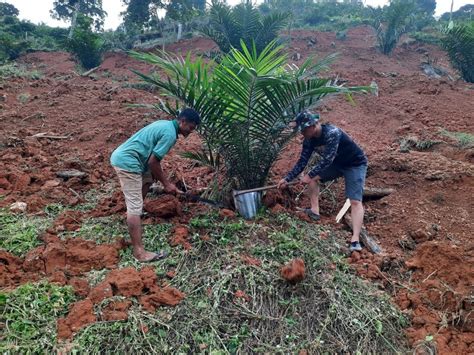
[233,181,298,197]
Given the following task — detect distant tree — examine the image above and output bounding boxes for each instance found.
[121,0,163,33]
[441,4,474,22]
[50,0,106,37]
[415,0,436,15]
[0,2,19,17]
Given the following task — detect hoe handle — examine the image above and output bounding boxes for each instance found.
[234,181,298,196]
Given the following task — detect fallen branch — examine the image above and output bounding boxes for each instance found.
[363,187,394,201]
[81,66,99,76]
[32,132,70,140]
[344,214,383,254]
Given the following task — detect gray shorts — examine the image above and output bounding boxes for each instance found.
[319,164,367,201]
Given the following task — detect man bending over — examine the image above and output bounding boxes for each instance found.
[278,111,368,252]
[111,109,200,261]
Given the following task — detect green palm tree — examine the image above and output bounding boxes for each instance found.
[201,0,289,54]
[442,21,474,83]
[130,41,371,192]
[370,0,416,55]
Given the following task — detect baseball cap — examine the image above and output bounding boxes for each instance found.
[293,111,320,132]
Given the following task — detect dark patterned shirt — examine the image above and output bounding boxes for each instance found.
[285,124,367,182]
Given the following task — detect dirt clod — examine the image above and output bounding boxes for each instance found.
[280,258,306,283]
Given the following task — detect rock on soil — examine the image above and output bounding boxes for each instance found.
[280,258,306,283]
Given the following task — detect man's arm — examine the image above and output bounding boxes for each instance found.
[307,127,341,179]
[284,141,313,182]
[148,154,177,194]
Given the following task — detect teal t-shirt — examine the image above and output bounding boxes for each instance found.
[110,120,179,173]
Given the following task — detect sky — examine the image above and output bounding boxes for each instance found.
[5,0,473,31]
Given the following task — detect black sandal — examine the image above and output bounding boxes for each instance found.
[141,250,168,263]
[303,208,320,221]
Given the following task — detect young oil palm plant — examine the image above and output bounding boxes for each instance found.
[370,0,416,55]
[130,41,370,191]
[442,21,474,83]
[201,0,289,54]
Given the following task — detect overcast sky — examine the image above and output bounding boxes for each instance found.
[5,0,472,30]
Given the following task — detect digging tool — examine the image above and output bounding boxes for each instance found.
[177,191,225,208]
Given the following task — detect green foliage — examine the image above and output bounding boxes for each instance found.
[202,0,289,54]
[441,21,474,83]
[0,32,28,62]
[66,14,104,69]
[440,129,474,148]
[440,4,474,22]
[0,209,52,256]
[0,2,19,17]
[0,62,43,80]
[51,0,107,31]
[0,282,75,353]
[370,0,417,55]
[121,0,163,33]
[131,41,370,190]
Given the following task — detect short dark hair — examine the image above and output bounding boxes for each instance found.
[179,108,201,126]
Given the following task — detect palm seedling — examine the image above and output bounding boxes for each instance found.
[201,0,289,54]
[442,21,474,83]
[370,0,416,55]
[130,41,371,196]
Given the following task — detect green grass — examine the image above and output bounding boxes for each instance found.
[70,213,408,353]
[0,282,76,353]
[0,208,408,353]
[440,129,474,148]
[0,209,53,256]
[399,136,441,153]
[0,63,43,81]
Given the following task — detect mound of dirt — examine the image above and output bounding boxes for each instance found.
[169,225,191,250]
[280,258,306,283]
[144,195,182,218]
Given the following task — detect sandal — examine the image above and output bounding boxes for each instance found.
[140,250,168,263]
[303,208,320,221]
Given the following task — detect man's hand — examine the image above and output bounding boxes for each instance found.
[300,174,315,184]
[277,178,288,190]
[164,183,179,195]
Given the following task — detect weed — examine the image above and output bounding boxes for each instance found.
[17,93,30,104]
[0,282,75,353]
[68,214,407,353]
[399,136,441,152]
[0,209,52,256]
[0,63,43,81]
[440,129,474,148]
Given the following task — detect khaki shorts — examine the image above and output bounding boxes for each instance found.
[114,167,153,215]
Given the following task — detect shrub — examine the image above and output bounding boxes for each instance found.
[441,21,474,83]
[131,41,370,192]
[66,14,104,69]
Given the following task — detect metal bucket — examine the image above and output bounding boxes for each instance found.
[233,191,262,219]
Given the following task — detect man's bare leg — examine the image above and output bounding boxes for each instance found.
[308,179,320,215]
[142,183,151,199]
[350,200,364,243]
[127,214,156,261]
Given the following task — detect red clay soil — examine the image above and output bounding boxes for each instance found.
[0,26,473,351]
[280,258,306,283]
[169,225,191,250]
[241,254,262,267]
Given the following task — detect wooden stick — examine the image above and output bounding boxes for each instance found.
[344,214,383,254]
[363,187,394,200]
[336,198,351,223]
[32,132,70,139]
[82,66,99,76]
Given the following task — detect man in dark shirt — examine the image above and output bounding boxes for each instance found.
[278,111,368,251]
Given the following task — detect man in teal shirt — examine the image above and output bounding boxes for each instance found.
[111,108,200,262]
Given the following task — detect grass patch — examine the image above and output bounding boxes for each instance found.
[440,129,474,148]
[399,136,441,152]
[68,213,408,353]
[0,282,75,353]
[0,63,43,81]
[0,209,52,256]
